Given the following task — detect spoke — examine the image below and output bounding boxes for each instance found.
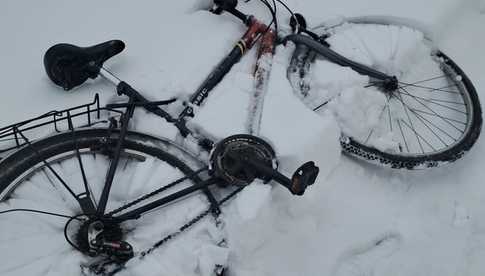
[396,92,424,153]
[0,208,80,220]
[388,101,393,132]
[399,86,465,133]
[399,119,437,152]
[428,83,461,94]
[348,27,375,65]
[397,119,409,153]
[426,98,465,106]
[397,88,467,115]
[1,244,70,275]
[367,77,455,92]
[410,108,456,143]
[365,81,382,88]
[15,129,78,201]
[313,100,329,111]
[38,168,71,206]
[401,88,463,133]
[398,82,460,94]
[364,128,374,145]
[403,75,447,86]
[364,95,391,144]
[398,91,457,143]
[388,24,399,63]
[410,108,467,125]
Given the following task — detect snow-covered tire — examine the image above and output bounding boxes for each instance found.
[0,128,226,275]
[0,129,202,193]
[289,16,482,169]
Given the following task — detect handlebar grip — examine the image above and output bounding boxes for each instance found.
[211,0,250,25]
[214,0,238,10]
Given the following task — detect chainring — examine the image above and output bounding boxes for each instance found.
[209,134,277,186]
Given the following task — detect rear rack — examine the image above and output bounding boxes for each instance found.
[0,94,123,156]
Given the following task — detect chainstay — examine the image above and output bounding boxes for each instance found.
[98,186,245,276]
[105,167,209,217]
[140,185,245,257]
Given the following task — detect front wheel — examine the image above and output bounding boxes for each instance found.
[289,16,482,169]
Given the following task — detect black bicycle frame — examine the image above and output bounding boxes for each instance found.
[94,15,276,219]
[93,9,397,221]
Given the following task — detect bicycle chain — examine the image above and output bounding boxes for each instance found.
[92,168,245,275]
[105,167,209,217]
[140,186,244,258]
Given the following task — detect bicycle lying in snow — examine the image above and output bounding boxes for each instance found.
[0,0,481,275]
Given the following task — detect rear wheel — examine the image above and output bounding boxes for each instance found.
[0,128,226,275]
[289,16,482,169]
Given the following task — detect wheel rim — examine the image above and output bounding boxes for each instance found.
[0,137,212,275]
[310,21,477,159]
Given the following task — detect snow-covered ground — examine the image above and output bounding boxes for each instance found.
[0,0,484,275]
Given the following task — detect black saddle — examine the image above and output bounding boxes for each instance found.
[44,40,125,90]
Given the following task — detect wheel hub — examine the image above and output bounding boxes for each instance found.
[382,76,399,92]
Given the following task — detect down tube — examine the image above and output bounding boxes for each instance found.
[177,18,269,120]
[247,29,276,135]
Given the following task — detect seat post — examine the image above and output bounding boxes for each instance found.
[99,67,121,86]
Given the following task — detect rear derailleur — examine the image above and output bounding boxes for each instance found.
[77,219,133,275]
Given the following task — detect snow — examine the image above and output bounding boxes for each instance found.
[0,0,484,276]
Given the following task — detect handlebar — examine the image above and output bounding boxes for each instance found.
[213,0,238,11]
[211,0,251,25]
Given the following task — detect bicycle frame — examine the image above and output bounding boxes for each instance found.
[72,9,397,221]
[95,16,278,220]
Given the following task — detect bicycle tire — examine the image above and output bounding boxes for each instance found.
[0,128,224,275]
[289,16,482,169]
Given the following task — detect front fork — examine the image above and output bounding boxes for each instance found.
[285,34,398,105]
[287,43,317,98]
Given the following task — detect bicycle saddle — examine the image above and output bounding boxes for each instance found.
[44,40,125,90]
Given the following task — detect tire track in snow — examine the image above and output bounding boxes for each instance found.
[332,232,402,276]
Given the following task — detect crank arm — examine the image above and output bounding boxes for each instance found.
[242,157,320,196]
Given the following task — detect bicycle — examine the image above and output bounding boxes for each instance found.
[0,0,481,275]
